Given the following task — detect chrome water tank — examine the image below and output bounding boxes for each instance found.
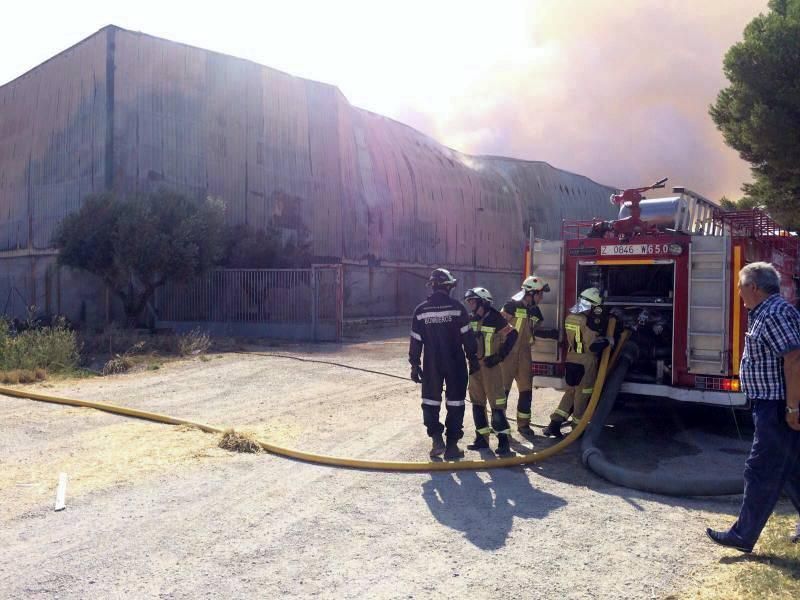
[618,197,687,229]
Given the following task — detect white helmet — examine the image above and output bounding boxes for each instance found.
[464,287,493,305]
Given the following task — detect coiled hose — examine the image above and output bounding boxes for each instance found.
[580,337,744,496]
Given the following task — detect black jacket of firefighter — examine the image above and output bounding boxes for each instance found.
[500,299,557,429]
[550,306,611,425]
[409,290,477,441]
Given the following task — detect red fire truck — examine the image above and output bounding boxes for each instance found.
[530,178,800,407]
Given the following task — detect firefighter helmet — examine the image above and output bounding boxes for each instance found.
[570,287,603,314]
[427,268,457,289]
[522,275,550,294]
[579,287,602,305]
[464,287,493,305]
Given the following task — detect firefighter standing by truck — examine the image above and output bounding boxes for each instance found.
[542,287,613,438]
[463,287,518,456]
[409,268,478,460]
[501,275,559,435]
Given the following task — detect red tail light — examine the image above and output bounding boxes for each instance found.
[695,376,740,392]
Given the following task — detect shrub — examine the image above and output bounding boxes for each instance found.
[0,318,80,374]
[177,328,211,357]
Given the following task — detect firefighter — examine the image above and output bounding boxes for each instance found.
[500,275,559,435]
[463,287,519,456]
[409,268,478,460]
[542,287,613,438]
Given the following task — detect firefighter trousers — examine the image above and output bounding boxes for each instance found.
[421,362,467,440]
[550,358,598,423]
[502,348,533,425]
[469,361,510,435]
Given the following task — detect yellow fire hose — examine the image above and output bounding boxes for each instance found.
[1,320,619,472]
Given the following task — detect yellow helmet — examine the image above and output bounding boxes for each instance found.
[579,287,603,306]
[521,275,550,293]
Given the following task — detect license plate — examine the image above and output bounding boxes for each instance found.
[600,244,669,256]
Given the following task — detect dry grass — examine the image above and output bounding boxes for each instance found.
[0,368,47,384]
[0,421,223,524]
[218,429,263,453]
[670,513,800,599]
[178,328,211,357]
[102,355,134,375]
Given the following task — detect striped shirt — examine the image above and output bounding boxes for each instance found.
[739,293,800,401]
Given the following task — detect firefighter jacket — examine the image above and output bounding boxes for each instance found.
[501,300,541,351]
[409,290,477,373]
[470,306,516,361]
[564,310,609,367]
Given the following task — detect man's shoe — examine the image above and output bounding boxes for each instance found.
[467,434,490,450]
[791,522,800,544]
[430,434,446,458]
[705,528,753,553]
[444,438,464,460]
[541,422,564,439]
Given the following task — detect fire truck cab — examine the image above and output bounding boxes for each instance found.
[530,180,800,408]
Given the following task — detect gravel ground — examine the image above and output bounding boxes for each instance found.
[0,329,762,599]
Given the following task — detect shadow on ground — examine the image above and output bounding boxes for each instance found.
[421,469,567,550]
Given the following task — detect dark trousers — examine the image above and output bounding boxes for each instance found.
[421,361,467,440]
[730,399,800,547]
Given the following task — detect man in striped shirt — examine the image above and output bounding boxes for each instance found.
[706,262,800,552]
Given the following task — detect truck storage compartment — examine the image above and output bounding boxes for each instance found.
[577,263,674,384]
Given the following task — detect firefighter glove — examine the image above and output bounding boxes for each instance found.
[468,357,481,375]
[483,354,502,368]
[410,365,423,383]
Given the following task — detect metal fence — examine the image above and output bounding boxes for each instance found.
[155,265,343,340]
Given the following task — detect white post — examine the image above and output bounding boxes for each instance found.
[54,473,67,512]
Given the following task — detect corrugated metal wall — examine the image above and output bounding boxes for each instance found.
[108,27,615,269]
[0,25,617,322]
[0,30,108,251]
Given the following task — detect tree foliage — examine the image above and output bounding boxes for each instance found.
[718,195,763,211]
[710,0,800,228]
[221,225,312,269]
[53,191,226,323]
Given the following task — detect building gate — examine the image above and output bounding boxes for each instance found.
[154,265,343,341]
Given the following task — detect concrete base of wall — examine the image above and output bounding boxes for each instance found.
[0,253,114,328]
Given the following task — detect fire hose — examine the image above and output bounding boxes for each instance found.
[581,334,744,496]
[0,321,618,472]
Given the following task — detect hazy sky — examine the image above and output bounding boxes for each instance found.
[3,0,768,200]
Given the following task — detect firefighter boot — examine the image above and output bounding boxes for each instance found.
[517,391,534,436]
[430,434,446,458]
[468,404,491,450]
[542,420,564,439]
[496,433,513,457]
[467,434,490,450]
[444,437,464,460]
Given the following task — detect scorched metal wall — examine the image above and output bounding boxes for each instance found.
[0,25,617,323]
[0,30,108,251]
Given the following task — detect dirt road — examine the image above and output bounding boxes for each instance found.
[0,330,757,599]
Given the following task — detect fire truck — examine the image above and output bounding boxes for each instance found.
[529,178,800,407]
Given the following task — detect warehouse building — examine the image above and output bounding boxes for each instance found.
[0,25,615,329]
